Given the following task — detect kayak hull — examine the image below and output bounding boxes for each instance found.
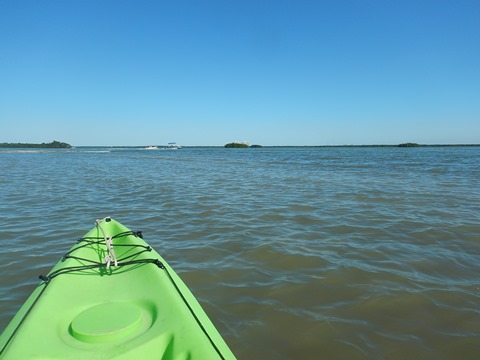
[0,218,235,359]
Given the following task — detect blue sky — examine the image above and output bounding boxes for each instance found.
[1,0,479,146]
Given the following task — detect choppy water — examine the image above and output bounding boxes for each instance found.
[0,146,479,359]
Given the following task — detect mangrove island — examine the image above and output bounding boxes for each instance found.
[0,140,73,148]
[224,142,262,148]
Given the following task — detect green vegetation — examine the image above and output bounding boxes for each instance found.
[398,142,420,147]
[224,142,263,148]
[225,142,249,148]
[0,140,72,148]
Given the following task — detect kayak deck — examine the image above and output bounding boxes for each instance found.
[0,218,235,359]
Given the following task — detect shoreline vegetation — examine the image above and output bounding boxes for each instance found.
[224,142,263,148]
[221,143,479,148]
[0,142,478,149]
[0,141,72,148]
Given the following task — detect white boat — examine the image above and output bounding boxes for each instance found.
[163,142,181,150]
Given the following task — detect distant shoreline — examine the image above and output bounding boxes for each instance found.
[1,143,479,149]
[0,141,72,149]
[157,144,480,148]
[262,144,480,148]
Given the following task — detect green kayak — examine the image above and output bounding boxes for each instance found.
[0,218,235,359]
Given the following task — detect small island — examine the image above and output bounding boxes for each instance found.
[0,140,73,148]
[225,142,249,148]
[224,141,262,148]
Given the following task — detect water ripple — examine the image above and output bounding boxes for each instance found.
[1,147,480,359]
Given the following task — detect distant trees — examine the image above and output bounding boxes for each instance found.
[224,142,249,148]
[224,142,262,148]
[0,140,72,148]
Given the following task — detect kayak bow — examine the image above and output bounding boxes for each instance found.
[0,218,235,359]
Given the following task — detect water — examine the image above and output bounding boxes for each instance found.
[0,146,479,359]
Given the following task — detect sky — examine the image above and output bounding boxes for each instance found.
[1,0,479,146]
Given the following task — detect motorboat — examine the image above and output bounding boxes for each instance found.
[163,142,181,150]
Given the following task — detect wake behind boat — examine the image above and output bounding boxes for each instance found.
[0,218,235,359]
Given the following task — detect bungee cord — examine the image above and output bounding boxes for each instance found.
[1,219,226,360]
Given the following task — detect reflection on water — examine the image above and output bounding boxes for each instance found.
[0,147,479,359]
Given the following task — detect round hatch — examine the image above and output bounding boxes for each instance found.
[71,302,143,343]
